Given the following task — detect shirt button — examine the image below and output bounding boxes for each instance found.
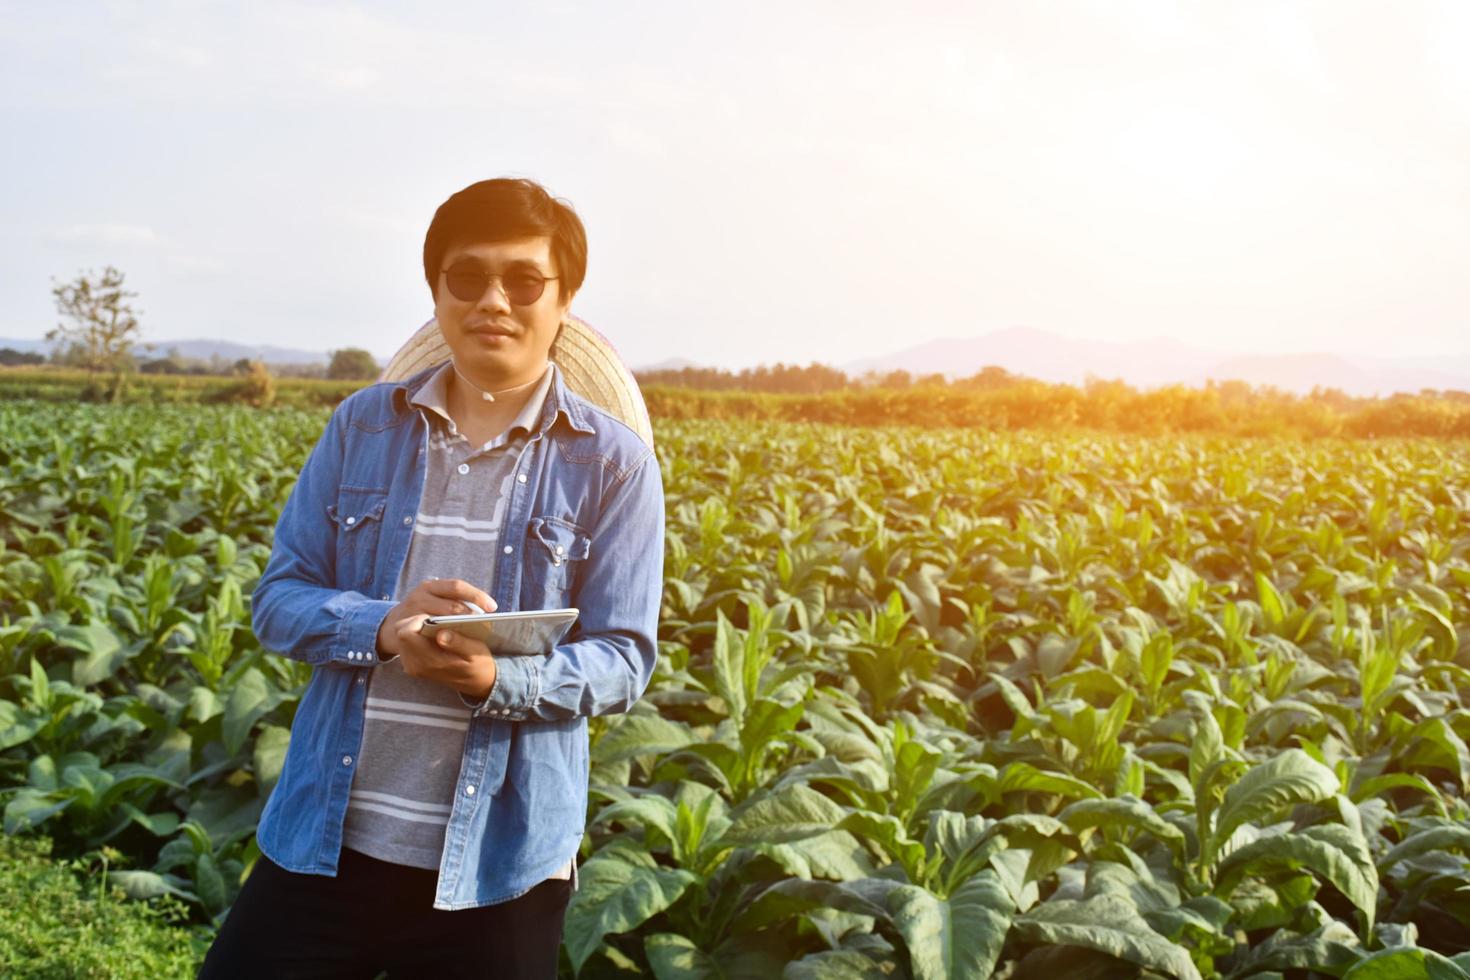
[517,474,527,484]
[357,676,365,685]
[503,545,513,554]
[381,594,390,601]
[555,545,565,555]
[342,756,352,766]
[465,785,476,796]
[403,516,413,526]
[345,516,356,525]
[457,463,470,475]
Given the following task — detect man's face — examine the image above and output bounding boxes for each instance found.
[434,236,570,390]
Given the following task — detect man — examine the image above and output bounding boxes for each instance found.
[201,178,664,978]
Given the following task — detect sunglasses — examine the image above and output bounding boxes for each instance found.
[440,261,558,306]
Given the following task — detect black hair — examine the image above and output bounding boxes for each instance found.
[422,178,587,301]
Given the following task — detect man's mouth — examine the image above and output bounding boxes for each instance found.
[466,323,516,338]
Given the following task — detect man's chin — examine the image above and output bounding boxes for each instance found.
[453,351,549,392]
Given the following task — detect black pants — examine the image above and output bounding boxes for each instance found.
[198,849,571,979]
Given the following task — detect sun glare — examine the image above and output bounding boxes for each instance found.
[1109,109,1252,203]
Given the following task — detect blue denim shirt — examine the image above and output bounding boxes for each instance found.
[251,363,664,909]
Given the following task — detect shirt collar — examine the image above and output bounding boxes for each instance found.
[397,360,592,442]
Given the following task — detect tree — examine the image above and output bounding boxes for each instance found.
[327,348,380,381]
[0,347,45,366]
[48,267,141,374]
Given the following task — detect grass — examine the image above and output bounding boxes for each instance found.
[0,835,203,979]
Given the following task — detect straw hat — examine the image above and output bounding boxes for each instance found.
[380,315,653,449]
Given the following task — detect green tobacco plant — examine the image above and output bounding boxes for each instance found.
[6,408,1470,974]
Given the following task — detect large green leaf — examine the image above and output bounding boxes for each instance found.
[593,795,680,845]
[564,848,698,972]
[1009,944,1143,980]
[222,667,272,755]
[592,713,699,764]
[784,949,899,979]
[723,783,847,845]
[1013,896,1201,980]
[712,611,749,722]
[1205,749,1339,867]
[0,701,45,751]
[61,623,138,686]
[1059,796,1184,854]
[1230,919,1364,975]
[3,789,73,833]
[999,762,1104,801]
[1216,824,1377,931]
[733,878,888,934]
[739,697,804,756]
[1344,948,1470,980]
[887,871,1013,980]
[1378,824,1470,872]
[644,932,786,980]
[106,870,199,903]
[837,810,929,877]
[252,724,290,792]
[754,829,876,881]
[194,851,227,914]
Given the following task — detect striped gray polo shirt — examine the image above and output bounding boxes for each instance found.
[342,362,573,880]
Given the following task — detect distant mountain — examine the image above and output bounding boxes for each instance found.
[1196,353,1470,395]
[0,337,50,354]
[846,327,1220,388]
[845,327,1470,396]
[139,339,334,365]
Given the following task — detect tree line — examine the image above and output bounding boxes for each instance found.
[4,268,382,397]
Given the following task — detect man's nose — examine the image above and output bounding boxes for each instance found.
[476,278,512,313]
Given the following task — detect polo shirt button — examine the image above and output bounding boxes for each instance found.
[457,463,470,475]
[342,756,352,766]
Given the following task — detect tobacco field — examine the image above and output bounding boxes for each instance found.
[2,401,1470,978]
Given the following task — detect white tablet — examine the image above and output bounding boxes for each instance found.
[419,608,579,656]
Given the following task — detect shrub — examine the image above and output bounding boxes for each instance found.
[207,360,276,407]
[0,835,203,979]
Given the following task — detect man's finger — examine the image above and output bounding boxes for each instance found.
[420,578,496,613]
[421,597,475,617]
[432,628,476,662]
[396,615,434,646]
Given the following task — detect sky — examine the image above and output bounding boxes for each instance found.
[2,1,1468,370]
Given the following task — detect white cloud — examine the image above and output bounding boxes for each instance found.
[163,253,227,278]
[44,223,161,246]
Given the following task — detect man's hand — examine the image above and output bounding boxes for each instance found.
[375,579,500,701]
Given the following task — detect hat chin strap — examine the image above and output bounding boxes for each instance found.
[450,358,545,403]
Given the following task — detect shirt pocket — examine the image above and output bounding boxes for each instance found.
[326,490,388,592]
[523,516,591,610]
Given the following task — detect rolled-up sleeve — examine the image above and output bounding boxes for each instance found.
[474,448,664,721]
[251,405,396,668]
